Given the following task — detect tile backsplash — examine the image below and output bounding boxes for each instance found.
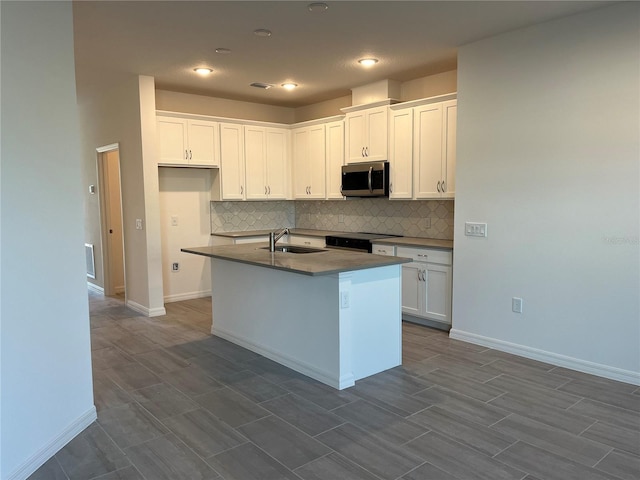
[210,201,295,232]
[296,199,454,239]
[211,199,454,240]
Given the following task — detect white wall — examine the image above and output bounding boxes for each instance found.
[156,90,295,124]
[0,2,96,479]
[79,76,165,316]
[452,3,640,384]
[159,168,213,301]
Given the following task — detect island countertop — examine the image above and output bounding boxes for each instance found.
[182,243,411,276]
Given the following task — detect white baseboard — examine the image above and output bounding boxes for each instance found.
[126,299,166,317]
[449,329,640,386]
[87,282,104,294]
[114,285,125,294]
[7,407,97,480]
[164,290,211,303]
[213,327,354,389]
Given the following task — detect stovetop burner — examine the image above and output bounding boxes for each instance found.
[325,232,403,252]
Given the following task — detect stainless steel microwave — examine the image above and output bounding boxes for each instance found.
[341,162,389,197]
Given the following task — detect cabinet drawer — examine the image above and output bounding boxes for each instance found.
[288,235,325,248]
[372,244,395,256]
[396,246,452,265]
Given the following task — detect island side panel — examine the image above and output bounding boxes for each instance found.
[210,258,343,388]
[343,265,402,381]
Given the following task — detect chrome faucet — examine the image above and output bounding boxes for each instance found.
[269,227,290,252]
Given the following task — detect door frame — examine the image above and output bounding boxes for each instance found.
[96,143,126,297]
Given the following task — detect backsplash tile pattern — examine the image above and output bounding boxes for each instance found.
[296,199,454,239]
[211,201,295,232]
[211,199,454,240]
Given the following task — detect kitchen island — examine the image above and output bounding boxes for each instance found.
[182,243,411,389]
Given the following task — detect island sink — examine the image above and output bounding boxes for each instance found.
[258,246,328,254]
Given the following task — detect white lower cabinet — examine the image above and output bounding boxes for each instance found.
[396,246,452,328]
[371,244,395,256]
[287,234,325,248]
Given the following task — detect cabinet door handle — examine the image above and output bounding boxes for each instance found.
[365,147,369,157]
[185,149,189,160]
[442,180,446,192]
[362,147,365,157]
[417,253,428,258]
[389,183,393,193]
[265,186,267,195]
[189,149,192,160]
[437,181,441,193]
[240,185,243,195]
[268,186,271,195]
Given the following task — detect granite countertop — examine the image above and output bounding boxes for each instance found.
[182,243,411,276]
[373,237,454,250]
[211,228,348,238]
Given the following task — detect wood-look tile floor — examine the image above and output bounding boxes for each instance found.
[29,291,639,480]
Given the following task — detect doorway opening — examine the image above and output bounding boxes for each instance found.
[97,144,126,298]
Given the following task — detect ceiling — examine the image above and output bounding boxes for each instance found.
[72,1,612,108]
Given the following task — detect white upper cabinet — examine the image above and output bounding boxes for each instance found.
[157,116,219,167]
[244,126,266,199]
[265,128,289,199]
[414,99,457,199]
[292,125,326,199]
[389,109,414,199]
[218,123,245,200]
[325,120,345,199]
[345,105,388,163]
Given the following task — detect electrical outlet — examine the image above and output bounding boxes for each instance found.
[171,215,179,226]
[424,217,431,229]
[340,291,350,309]
[512,297,523,313]
[172,262,180,272]
[339,214,345,223]
[135,219,143,230]
[465,222,487,237]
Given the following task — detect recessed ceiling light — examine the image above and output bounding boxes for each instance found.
[193,67,213,75]
[358,58,379,67]
[215,48,231,54]
[281,83,298,90]
[253,28,272,37]
[308,2,328,12]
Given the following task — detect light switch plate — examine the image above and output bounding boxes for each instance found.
[465,222,487,237]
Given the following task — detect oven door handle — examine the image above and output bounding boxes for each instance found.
[368,166,373,193]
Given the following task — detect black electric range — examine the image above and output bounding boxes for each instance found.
[325,232,403,253]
